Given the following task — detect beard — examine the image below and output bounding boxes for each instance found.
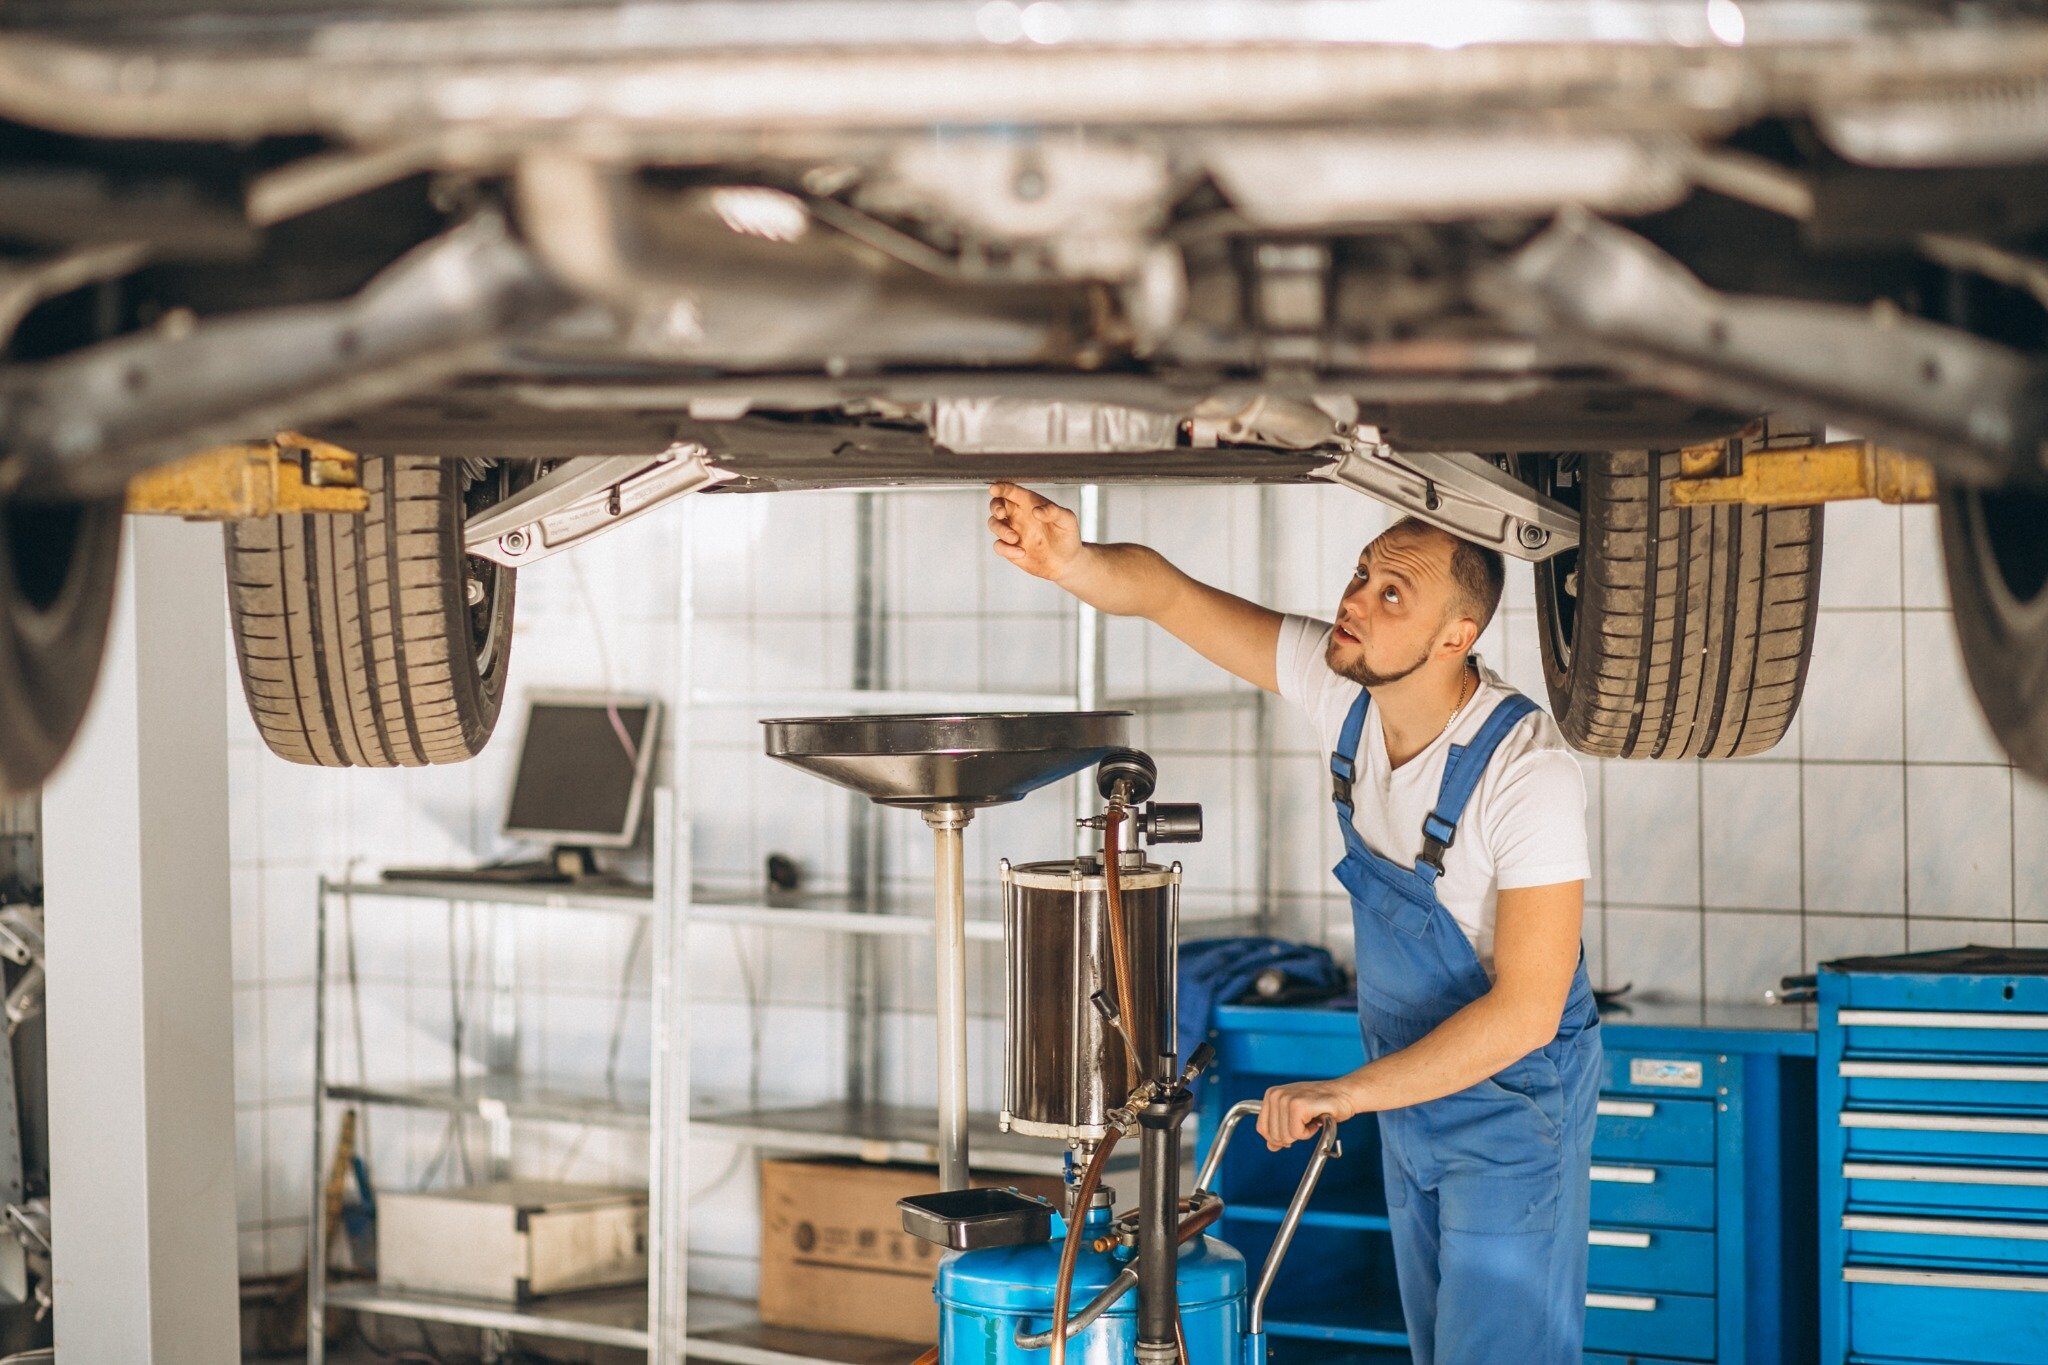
[1327,634,1433,688]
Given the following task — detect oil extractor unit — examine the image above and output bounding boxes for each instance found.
[763,712,1337,1365]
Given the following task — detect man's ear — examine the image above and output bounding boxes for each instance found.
[1440,616,1480,656]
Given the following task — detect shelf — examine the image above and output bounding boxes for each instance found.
[1225,1202,1392,1233]
[689,886,1005,942]
[1261,1300,1409,1348]
[328,877,654,912]
[1102,690,1261,714]
[327,1281,649,1350]
[325,1074,648,1128]
[688,1294,925,1365]
[690,1100,1128,1177]
[327,1284,920,1364]
[689,886,1259,942]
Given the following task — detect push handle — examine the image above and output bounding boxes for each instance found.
[1194,1099,1342,1335]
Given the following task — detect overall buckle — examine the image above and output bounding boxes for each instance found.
[1330,755,1355,809]
[1419,813,1457,875]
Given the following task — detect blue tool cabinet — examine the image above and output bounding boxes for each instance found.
[1198,1002,1816,1365]
[1818,948,2048,1365]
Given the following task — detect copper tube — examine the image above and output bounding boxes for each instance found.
[1101,803,1144,1076]
[1050,1129,1120,1365]
[1088,1196,1213,1254]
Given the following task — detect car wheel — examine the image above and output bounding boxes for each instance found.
[0,498,123,792]
[225,454,518,767]
[1940,482,2048,779]
[1527,449,1822,759]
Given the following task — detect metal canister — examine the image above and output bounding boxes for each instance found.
[999,857,1180,1141]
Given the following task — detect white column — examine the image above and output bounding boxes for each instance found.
[44,517,238,1362]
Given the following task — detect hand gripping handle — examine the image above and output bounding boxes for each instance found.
[1194,1099,1342,1334]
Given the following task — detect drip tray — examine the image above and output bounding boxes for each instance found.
[898,1187,1055,1250]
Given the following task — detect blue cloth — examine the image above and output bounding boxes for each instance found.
[1332,686,1602,1365]
[1175,936,1343,1067]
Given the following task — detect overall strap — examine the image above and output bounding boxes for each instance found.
[1330,688,1372,820]
[1416,693,1539,879]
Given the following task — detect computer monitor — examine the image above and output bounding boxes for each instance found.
[502,693,661,858]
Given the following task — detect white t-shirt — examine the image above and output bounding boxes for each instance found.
[1276,614,1590,975]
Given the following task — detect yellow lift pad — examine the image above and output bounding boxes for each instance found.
[1674,440,1936,507]
[126,434,368,519]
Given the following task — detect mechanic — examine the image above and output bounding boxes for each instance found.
[986,481,1599,1365]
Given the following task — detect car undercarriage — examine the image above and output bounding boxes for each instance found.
[1,0,2046,786]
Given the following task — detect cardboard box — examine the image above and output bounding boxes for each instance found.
[758,1159,1064,1342]
[378,1180,647,1302]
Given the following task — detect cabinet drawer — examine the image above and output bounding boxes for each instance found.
[1588,1225,1714,1295]
[1602,1051,1718,1101]
[1840,1109,2048,1167]
[1839,1059,2048,1117]
[1214,1024,1362,1081]
[1844,1266,2048,1364]
[1582,1290,1714,1362]
[1843,1211,2048,1275]
[1589,1162,1715,1231]
[1837,1008,2048,1064]
[1844,1160,2048,1223]
[1592,1096,1714,1166]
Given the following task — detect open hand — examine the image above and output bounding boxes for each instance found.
[1257,1079,1360,1150]
[987,483,1084,583]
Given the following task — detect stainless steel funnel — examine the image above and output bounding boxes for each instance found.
[761,712,1131,1189]
[761,712,1132,808]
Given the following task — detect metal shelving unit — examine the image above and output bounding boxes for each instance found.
[307,793,697,1363]
[306,484,1279,1365]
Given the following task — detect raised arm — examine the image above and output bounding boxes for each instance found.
[987,482,1284,693]
[1254,878,1586,1147]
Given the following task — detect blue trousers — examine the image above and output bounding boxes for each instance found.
[1375,1028,1601,1365]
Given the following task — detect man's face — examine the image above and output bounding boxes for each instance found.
[1326,523,1464,687]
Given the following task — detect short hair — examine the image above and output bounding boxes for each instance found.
[1390,517,1505,637]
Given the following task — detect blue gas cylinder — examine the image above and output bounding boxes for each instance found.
[934,1203,1246,1364]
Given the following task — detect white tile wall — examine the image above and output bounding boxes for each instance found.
[227,477,2026,1306]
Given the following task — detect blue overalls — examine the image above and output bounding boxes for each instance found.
[1329,687,1602,1365]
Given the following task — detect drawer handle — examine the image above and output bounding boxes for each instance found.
[1844,1266,2048,1295]
[1839,1010,2048,1031]
[1844,1213,2048,1241]
[1597,1099,1658,1119]
[1590,1165,1658,1185]
[1589,1228,1653,1249]
[1585,1292,1658,1312]
[1840,1061,2048,1083]
[1840,1111,2048,1136]
[1844,1162,2048,1189]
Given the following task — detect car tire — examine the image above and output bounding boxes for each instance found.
[1940,481,2048,779]
[1528,449,1822,759]
[0,498,123,792]
[226,454,517,767]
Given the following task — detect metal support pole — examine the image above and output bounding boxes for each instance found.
[924,802,973,1191]
[1135,1095,1181,1363]
[648,788,690,1362]
[1073,484,1104,858]
[44,516,238,1363]
[846,492,887,1108]
[308,879,331,1365]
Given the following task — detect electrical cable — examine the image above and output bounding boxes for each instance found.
[564,552,641,767]
[552,913,650,1181]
